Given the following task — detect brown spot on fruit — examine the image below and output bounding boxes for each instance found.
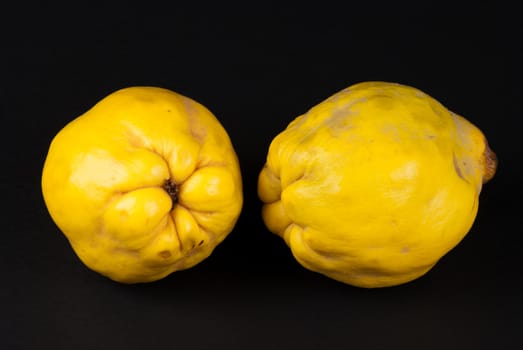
[158,250,171,259]
[453,153,467,182]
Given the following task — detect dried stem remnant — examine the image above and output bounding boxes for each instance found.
[482,142,497,184]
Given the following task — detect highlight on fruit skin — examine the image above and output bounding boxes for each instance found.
[41,86,243,283]
[258,81,496,288]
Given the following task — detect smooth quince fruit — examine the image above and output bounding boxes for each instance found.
[42,87,243,283]
[258,81,496,288]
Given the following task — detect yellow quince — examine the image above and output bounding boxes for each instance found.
[258,81,496,288]
[42,87,243,283]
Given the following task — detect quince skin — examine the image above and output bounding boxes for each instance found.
[42,87,243,283]
[258,81,496,288]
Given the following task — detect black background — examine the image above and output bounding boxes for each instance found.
[3,1,522,349]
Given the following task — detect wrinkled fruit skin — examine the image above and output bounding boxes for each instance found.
[258,81,496,288]
[42,87,243,283]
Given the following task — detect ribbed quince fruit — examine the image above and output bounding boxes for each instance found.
[42,87,243,283]
[258,81,496,288]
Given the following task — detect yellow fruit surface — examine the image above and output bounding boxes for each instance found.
[258,81,496,288]
[42,87,243,283]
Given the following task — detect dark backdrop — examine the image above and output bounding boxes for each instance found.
[3,1,522,349]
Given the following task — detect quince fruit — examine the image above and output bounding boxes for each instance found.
[42,87,243,283]
[258,81,496,288]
